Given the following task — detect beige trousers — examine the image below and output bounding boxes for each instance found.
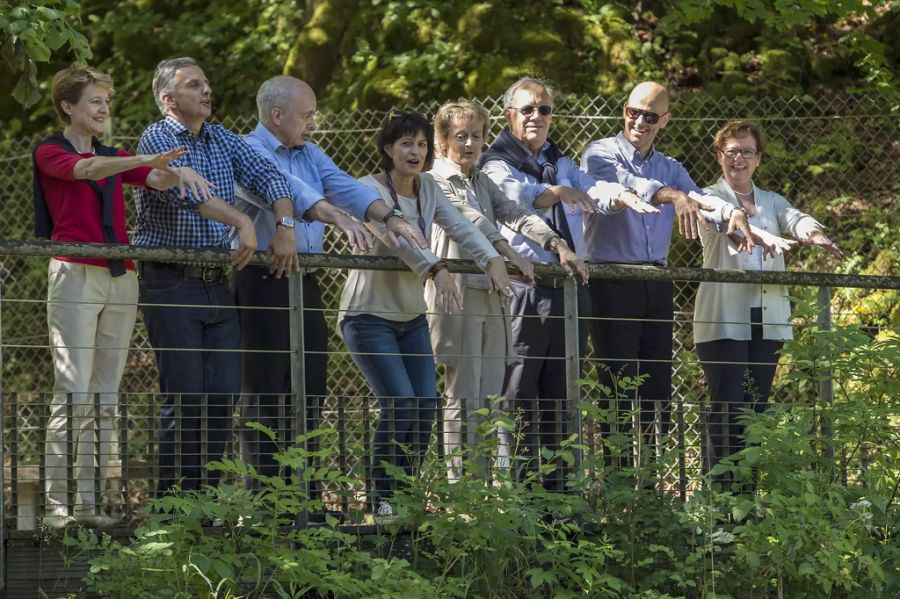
[442,288,507,480]
[44,259,137,515]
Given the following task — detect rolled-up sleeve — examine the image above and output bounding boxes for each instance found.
[230,133,293,207]
[314,148,379,221]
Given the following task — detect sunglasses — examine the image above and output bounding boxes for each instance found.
[624,105,664,125]
[514,105,553,117]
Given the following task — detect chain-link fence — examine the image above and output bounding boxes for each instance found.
[2,92,895,406]
[1,93,897,528]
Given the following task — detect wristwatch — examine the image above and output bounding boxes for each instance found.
[547,236,561,253]
[382,208,404,225]
[276,216,296,229]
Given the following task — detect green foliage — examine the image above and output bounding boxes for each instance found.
[57,317,899,597]
[0,0,91,107]
[4,0,899,136]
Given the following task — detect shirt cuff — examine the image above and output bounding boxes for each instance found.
[529,183,551,207]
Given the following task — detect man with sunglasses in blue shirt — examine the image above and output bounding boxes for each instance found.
[480,76,658,490]
[579,81,788,474]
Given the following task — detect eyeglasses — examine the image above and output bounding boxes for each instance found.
[624,105,666,124]
[513,105,553,117]
[721,148,759,159]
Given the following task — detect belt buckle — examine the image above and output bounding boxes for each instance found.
[201,266,219,283]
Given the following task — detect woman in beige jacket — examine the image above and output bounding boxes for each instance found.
[338,110,511,515]
[694,120,843,487]
[427,100,586,480]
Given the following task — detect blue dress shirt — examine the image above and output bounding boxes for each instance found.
[580,132,733,265]
[238,123,379,253]
[133,117,293,249]
[481,142,624,262]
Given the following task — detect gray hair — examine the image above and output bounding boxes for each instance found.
[256,76,297,123]
[152,57,199,116]
[501,76,555,109]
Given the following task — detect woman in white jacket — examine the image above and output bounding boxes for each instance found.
[694,120,843,486]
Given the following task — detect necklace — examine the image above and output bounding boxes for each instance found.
[384,171,426,235]
[733,188,754,197]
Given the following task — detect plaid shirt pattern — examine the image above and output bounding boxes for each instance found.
[133,117,292,248]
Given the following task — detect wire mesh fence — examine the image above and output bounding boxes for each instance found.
[2,92,896,400]
[1,92,897,530]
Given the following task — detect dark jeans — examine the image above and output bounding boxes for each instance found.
[696,307,783,488]
[341,314,436,503]
[503,285,586,490]
[589,278,673,467]
[233,267,327,491]
[139,263,240,495]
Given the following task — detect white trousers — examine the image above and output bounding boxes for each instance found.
[442,288,507,480]
[44,259,137,514]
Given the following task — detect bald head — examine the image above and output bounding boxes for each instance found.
[622,81,671,157]
[627,82,669,114]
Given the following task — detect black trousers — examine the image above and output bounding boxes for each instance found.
[503,284,587,490]
[588,278,673,466]
[696,307,782,488]
[233,267,328,492]
[140,264,240,496]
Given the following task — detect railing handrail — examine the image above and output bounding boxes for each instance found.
[1,239,897,290]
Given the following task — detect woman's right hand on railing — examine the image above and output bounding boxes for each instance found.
[485,257,514,303]
[432,268,462,313]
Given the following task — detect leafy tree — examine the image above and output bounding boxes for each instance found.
[2,0,897,136]
[0,0,91,106]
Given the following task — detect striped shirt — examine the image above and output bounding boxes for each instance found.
[133,116,292,248]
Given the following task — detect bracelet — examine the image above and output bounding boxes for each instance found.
[426,261,448,280]
[732,205,748,218]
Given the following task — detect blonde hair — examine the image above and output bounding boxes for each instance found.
[433,99,491,155]
[713,120,768,154]
[51,63,114,124]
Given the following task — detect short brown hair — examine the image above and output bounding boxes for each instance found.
[713,120,767,154]
[51,63,114,124]
[433,99,491,154]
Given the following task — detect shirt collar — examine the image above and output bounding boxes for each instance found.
[165,115,210,140]
[431,156,467,180]
[249,122,293,154]
[616,131,654,162]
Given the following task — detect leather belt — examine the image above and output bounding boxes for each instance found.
[511,275,569,289]
[139,261,225,283]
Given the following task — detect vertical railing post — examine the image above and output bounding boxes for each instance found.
[563,278,583,471]
[817,286,834,466]
[1,278,6,590]
[288,272,308,526]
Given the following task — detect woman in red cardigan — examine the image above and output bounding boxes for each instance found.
[34,63,210,528]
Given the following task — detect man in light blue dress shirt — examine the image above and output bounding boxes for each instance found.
[579,81,755,470]
[480,76,657,489]
[234,76,425,495]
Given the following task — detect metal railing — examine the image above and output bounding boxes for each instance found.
[0,241,897,549]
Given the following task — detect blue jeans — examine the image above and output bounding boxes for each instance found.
[139,264,240,495]
[341,314,436,501]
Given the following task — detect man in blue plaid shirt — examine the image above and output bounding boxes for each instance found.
[134,57,298,495]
